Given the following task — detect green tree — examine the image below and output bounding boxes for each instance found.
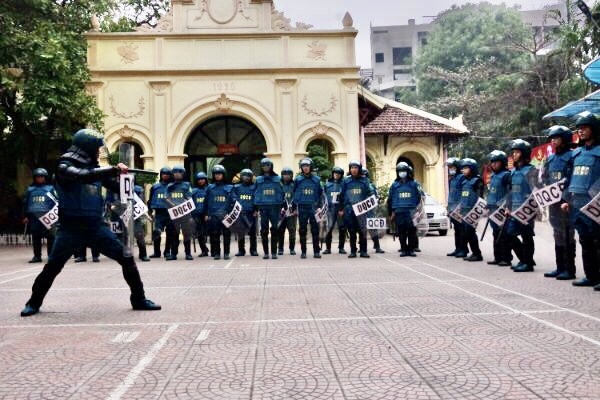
[307,144,333,182]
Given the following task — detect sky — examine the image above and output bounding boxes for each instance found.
[274,0,577,68]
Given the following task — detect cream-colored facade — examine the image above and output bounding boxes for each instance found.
[85,0,467,204]
[87,0,360,177]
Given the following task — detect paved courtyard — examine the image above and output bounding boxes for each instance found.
[1,221,599,399]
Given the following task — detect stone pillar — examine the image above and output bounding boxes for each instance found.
[149,81,172,169]
[275,78,297,171]
[341,78,360,162]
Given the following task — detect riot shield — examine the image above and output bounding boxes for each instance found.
[223,201,251,236]
[166,186,196,243]
[30,190,59,235]
[413,199,428,238]
[118,143,136,257]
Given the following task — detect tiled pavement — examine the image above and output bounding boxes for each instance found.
[0,221,599,399]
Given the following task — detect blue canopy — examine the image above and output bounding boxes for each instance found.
[542,89,600,120]
[584,57,600,85]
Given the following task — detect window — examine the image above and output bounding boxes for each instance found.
[418,31,428,47]
[375,53,384,63]
[393,69,412,80]
[392,47,412,65]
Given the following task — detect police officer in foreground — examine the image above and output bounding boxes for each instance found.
[506,139,538,272]
[293,158,323,258]
[233,169,258,257]
[339,160,374,258]
[323,166,347,254]
[166,165,194,261]
[485,150,512,266]
[20,129,160,317]
[542,126,576,280]
[561,113,600,289]
[191,172,210,257]
[277,167,297,256]
[458,158,484,262]
[23,168,56,263]
[148,167,175,258]
[254,158,285,259]
[388,162,421,257]
[205,165,233,260]
[446,157,467,258]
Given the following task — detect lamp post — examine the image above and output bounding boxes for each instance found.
[577,0,600,30]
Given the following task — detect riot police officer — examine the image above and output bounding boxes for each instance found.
[254,158,285,259]
[362,167,385,254]
[339,160,374,258]
[388,162,421,257]
[148,167,175,258]
[485,150,512,266]
[205,165,233,260]
[506,139,538,272]
[459,158,484,262]
[233,169,258,257]
[293,158,323,258]
[21,129,160,316]
[277,167,297,256]
[446,157,467,257]
[323,166,347,254]
[23,168,56,263]
[542,126,576,280]
[561,113,600,289]
[166,165,194,261]
[192,172,210,257]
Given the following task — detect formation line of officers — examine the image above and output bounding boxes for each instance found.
[446,113,600,293]
[147,157,389,261]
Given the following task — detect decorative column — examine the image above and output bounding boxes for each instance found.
[341,78,360,166]
[275,78,297,170]
[149,81,173,169]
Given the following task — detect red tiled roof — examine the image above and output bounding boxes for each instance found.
[363,106,466,137]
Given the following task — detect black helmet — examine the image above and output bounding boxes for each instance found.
[461,158,479,174]
[361,167,369,178]
[299,158,313,170]
[546,125,572,142]
[240,168,254,178]
[348,159,362,170]
[261,158,273,168]
[575,112,600,129]
[488,150,508,164]
[396,162,410,172]
[331,166,344,176]
[510,139,532,159]
[33,168,48,178]
[212,165,227,177]
[195,172,208,181]
[445,157,461,168]
[72,129,105,157]
[160,166,172,175]
[281,167,294,176]
[172,165,186,175]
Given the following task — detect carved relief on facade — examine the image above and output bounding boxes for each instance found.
[307,41,327,61]
[271,6,313,31]
[135,10,174,32]
[301,94,338,117]
[85,82,104,96]
[117,43,139,64]
[311,122,330,137]
[195,0,252,23]
[109,96,146,119]
[116,125,137,139]
[150,81,171,95]
[275,79,297,92]
[214,93,234,113]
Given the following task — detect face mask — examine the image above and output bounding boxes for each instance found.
[449,169,456,176]
[398,171,407,179]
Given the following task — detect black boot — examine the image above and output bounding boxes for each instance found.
[262,237,269,259]
[150,240,161,258]
[271,236,278,259]
[138,242,150,262]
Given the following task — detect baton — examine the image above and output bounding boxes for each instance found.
[480,218,490,241]
[128,168,159,176]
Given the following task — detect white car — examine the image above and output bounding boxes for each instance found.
[424,194,449,236]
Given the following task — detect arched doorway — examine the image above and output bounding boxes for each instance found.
[397,152,426,186]
[185,116,267,182]
[116,141,145,170]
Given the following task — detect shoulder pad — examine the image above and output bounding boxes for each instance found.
[272,176,281,183]
[572,147,583,157]
[591,146,600,157]
[224,185,233,193]
[547,154,556,163]
[256,176,265,184]
[311,175,321,184]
